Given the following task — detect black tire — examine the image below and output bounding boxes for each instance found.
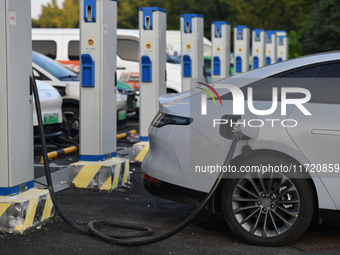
[61,105,79,143]
[221,155,315,246]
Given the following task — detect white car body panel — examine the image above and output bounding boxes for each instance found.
[33,80,62,127]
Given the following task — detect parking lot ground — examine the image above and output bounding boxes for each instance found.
[1,161,340,254]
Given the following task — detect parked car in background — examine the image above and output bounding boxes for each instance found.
[33,80,63,139]
[32,28,212,93]
[117,80,138,115]
[143,52,340,246]
[32,51,128,141]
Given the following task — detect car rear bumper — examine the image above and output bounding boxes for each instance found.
[142,173,207,208]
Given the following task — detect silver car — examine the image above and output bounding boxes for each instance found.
[142,52,340,246]
[33,80,63,139]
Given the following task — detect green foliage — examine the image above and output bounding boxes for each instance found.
[62,0,79,28]
[288,30,301,59]
[298,0,340,55]
[32,0,79,28]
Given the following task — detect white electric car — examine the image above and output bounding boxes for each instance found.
[33,80,63,139]
[32,51,127,141]
[142,52,340,246]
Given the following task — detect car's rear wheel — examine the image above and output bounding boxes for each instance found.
[62,105,79,142]
[221,155,315,246]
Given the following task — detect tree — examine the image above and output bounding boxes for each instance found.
[33,0,63,28]
[288,30,301,58]
[61,0,79,28]
[298,0,340,55]
[33,0,79,28]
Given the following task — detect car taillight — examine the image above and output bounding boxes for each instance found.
[151,112,192,128]
[142,173,162,183]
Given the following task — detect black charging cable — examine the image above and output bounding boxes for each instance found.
[32,73,241,246]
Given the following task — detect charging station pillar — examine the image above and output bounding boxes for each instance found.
[211,21,230,81]
[0,0,54,233]
[265,30,277,65]
[234,25,250,74]
[180,14,204,91]
[72,0,129,191]
[276,31,288,62]
[252,29,266,69]
[139,7,166,142]
[79,0,117,160]
[0,0,33,195]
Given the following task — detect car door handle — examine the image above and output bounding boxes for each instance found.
[117,66,126,70]
[311,129,340,136]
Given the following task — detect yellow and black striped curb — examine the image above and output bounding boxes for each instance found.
[0,188,54,233]
[69,158,130,191]
[133,142,150,163]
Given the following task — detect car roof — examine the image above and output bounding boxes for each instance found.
[216,51,340,85]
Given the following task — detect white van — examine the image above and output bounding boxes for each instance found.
[32,28,212,93]
[166,30,212,57]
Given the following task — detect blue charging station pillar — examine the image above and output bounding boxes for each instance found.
[139,7,166,142]
[0,0,54,233]
[79,0,117,160]
[265,30,277,65]
[252,29,266,69]
[276,31,288,62]
[234,25,250,74]
[181,14,204,91]
[211,21,231,81]
[71,0,129,190]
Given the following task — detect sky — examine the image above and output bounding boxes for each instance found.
[31,0,64,19]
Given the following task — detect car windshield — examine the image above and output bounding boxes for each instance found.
[32,51,79,81]
[166,54,181,64]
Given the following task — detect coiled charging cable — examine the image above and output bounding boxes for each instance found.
[32,74,241,246]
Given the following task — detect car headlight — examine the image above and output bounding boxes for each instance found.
[151,112,192,128]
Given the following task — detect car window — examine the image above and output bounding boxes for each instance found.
[166,54,181,64]
[32,51,79,81]
[32,40,57,59]
[312,62,340,104]
[219,66,318,101]
[117,39,139,62]
[68,41,79,61]
[249,66,318,101]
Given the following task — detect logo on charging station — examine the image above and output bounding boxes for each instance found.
[145,42,152,50]
[87,38,95,47]
[186,43,192,50]
[216,46,221,52]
